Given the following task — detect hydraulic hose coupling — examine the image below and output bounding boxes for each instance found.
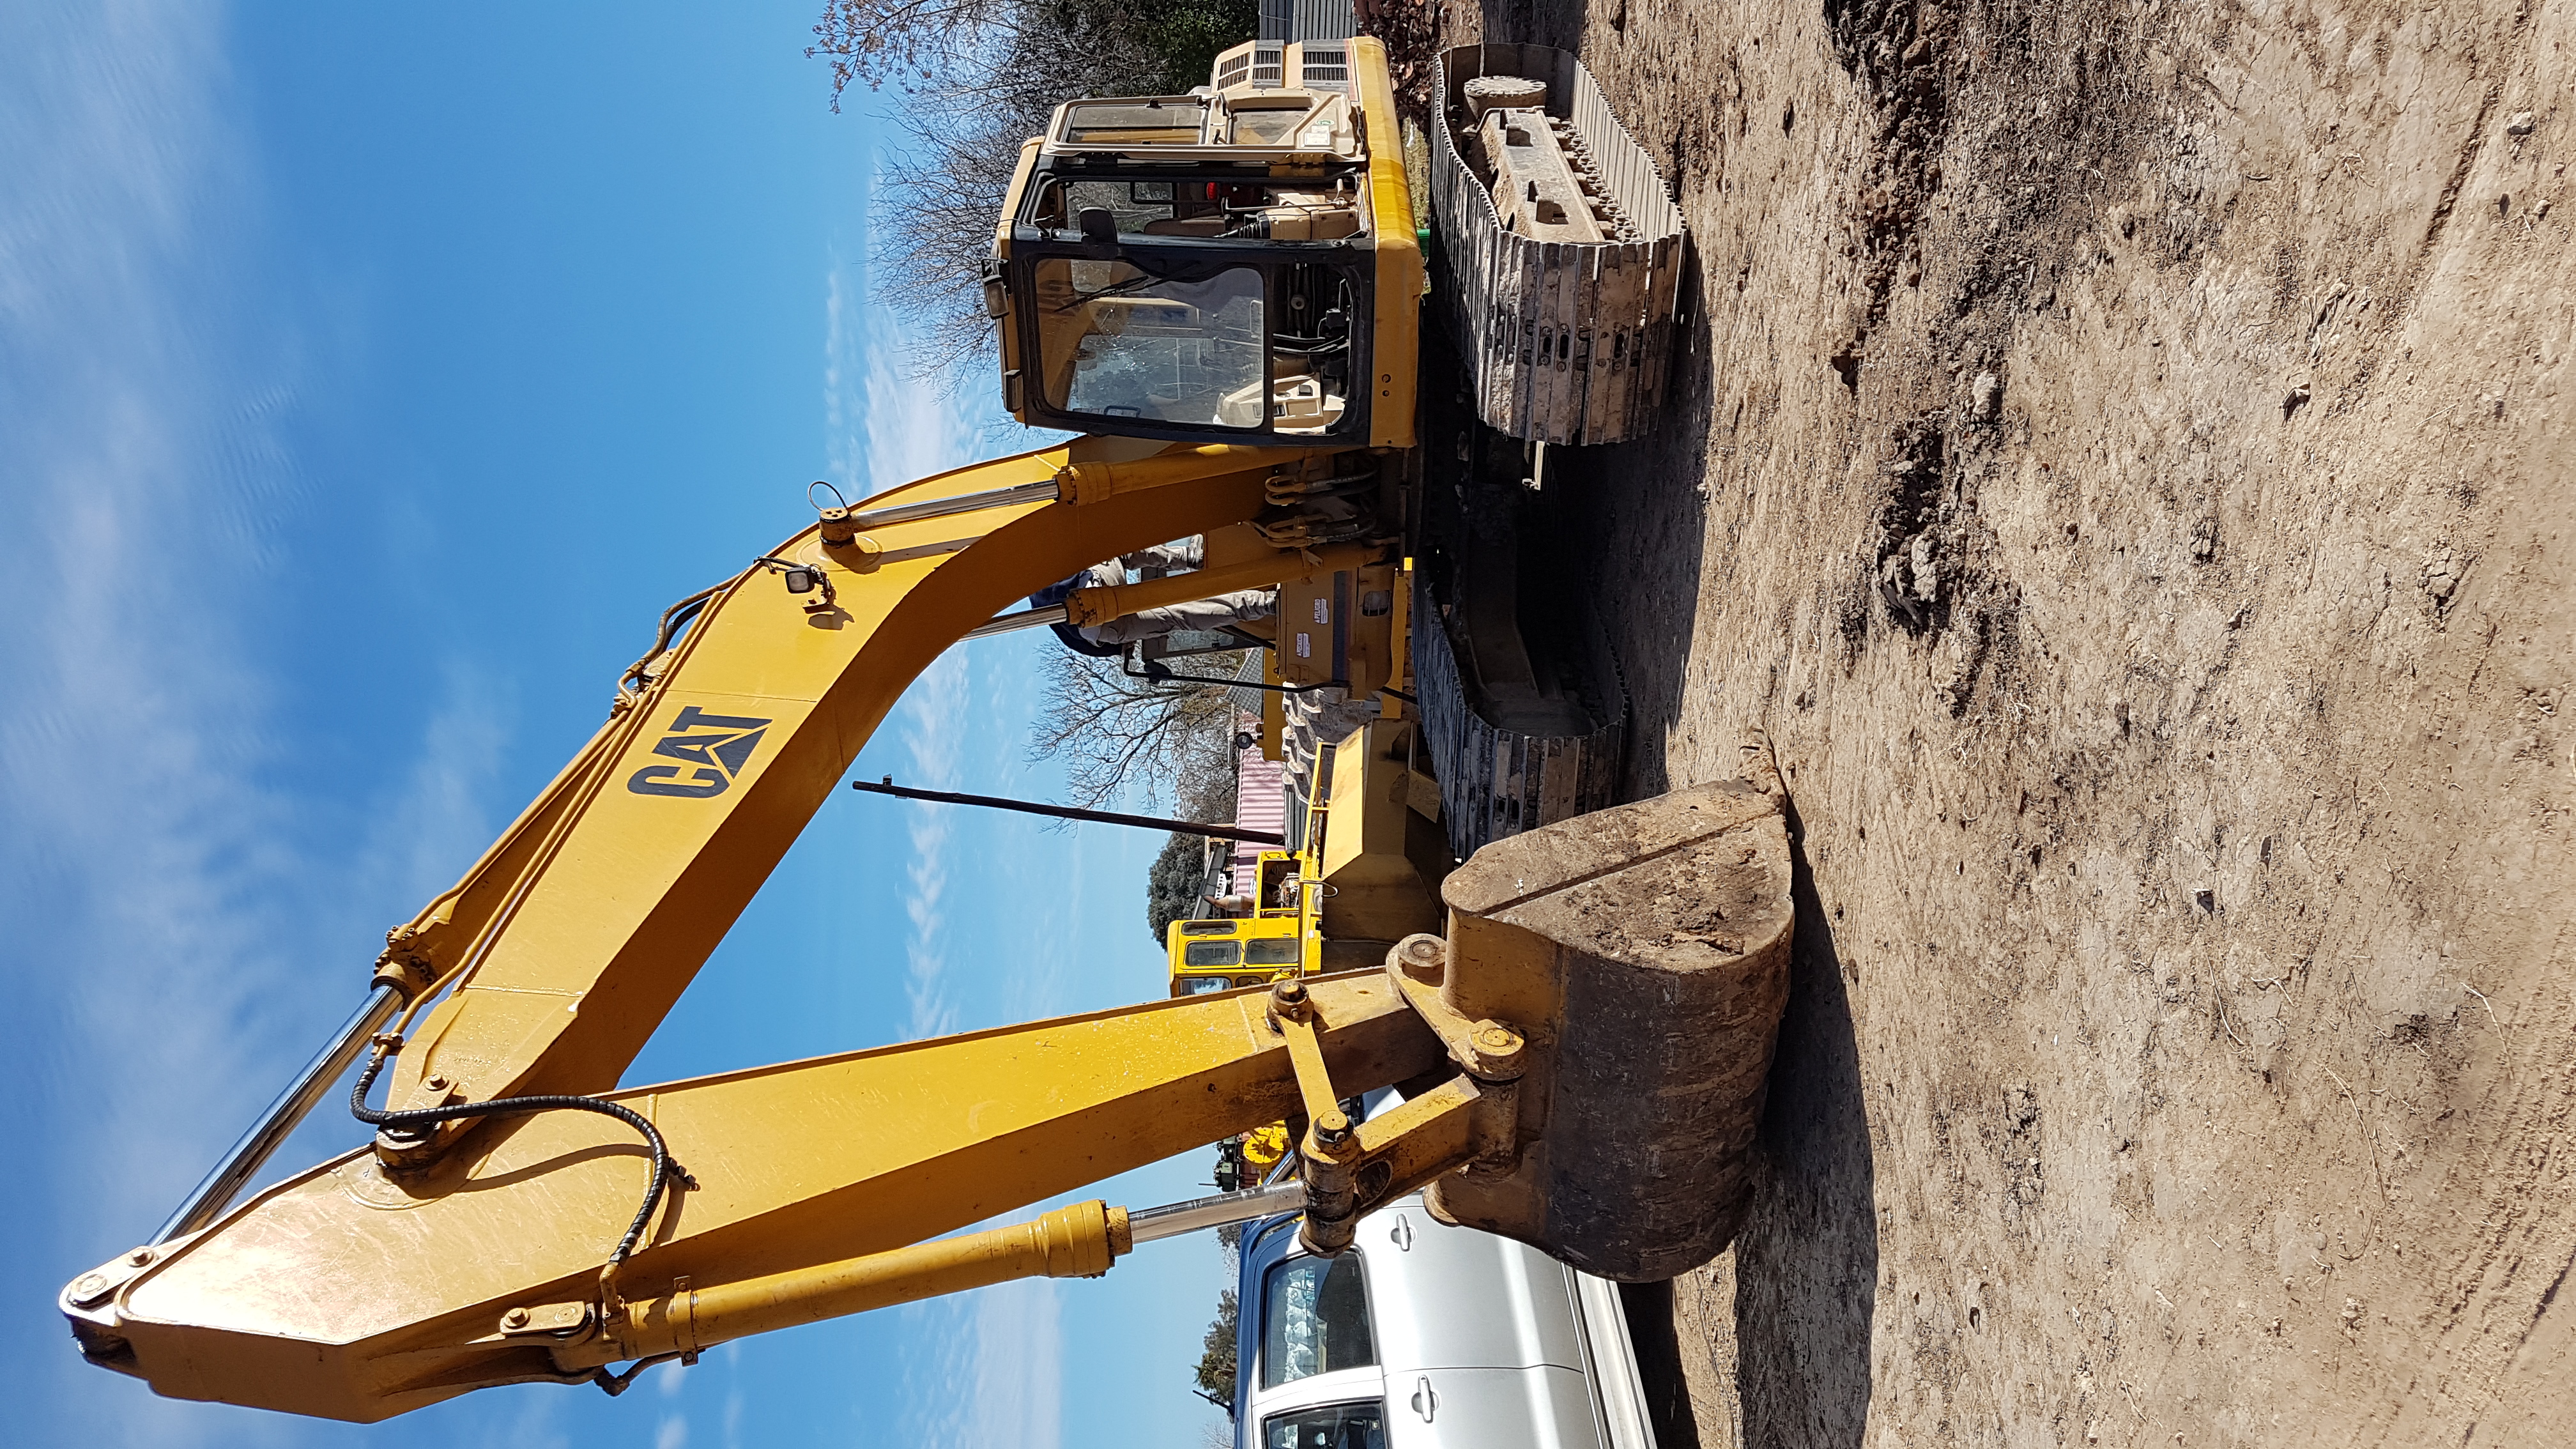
[815,508,882,568]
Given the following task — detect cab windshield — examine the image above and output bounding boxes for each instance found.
[1034,259,1266,427]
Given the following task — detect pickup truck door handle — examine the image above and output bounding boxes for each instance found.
[1411,1376,1437,1422]
[1388,1213,1415,1251]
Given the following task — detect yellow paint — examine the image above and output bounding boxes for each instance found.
[574,1200,1128,1369]
[376,437,1315,1116]
[1353,36,1422,450]
[102,973,1443,1420]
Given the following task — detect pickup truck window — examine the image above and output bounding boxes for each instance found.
[1261,1402,1386,1449]
[1261,1255,1374,1387]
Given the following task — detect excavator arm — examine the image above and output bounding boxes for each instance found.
[59,437,1799,1423]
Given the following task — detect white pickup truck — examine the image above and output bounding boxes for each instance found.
[1232,1193,1659,1449]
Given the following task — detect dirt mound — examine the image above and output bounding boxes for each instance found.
[1426,1,2574,1443]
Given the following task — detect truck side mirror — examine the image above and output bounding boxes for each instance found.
[1078,207,1117,243]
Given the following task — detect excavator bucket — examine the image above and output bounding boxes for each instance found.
[1423,763,1795,1281]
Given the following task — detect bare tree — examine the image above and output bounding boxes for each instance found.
[1028,646,1243,814]
[812,0,1252,379]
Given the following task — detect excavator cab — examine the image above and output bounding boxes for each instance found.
[988,42,1420,448]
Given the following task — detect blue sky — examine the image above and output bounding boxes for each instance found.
[1,4,1232,1446]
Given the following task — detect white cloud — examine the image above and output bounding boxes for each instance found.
[824,259,972,507]
[486,1389,572,1449]
[0,0,283,1227]
[896,1278,1065,1449]
[654,1414,690,1449]
[900,646,967,1043]
[969,1277,1064,1449]
[0,4,508,1442]
[831,249,977,1045]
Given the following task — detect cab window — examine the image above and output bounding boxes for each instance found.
[1059,99,1207,146]
[1183,940,1241,967]
[1229,100,1315,146]
[1176,976,1232,996]
[1032,259,1265,427]
[1244,936,1301,966]
[1262,1404,1385,1449]
[1261,1255,1374,1388]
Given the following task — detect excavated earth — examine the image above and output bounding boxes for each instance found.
[1405,1,2575,1445]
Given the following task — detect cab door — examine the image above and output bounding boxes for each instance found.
[1243,1231,1389,1449]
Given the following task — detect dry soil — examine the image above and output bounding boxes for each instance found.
[1407,1,2576,1445]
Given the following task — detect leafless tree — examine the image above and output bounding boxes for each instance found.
[813,0,1264,797]
[1028,646,1245,813]
[811,0,1247,379]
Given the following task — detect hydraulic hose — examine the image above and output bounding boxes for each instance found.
[349,1050,688,1268]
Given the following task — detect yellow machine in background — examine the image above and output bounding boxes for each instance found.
[1169,903,1311,993]
[1163,718,1452,993]
[1166,572,1448,998]
[58,38,1785,1425]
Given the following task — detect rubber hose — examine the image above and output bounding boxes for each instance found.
[349,1052,685,1266]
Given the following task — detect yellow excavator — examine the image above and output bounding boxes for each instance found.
[57,37,1791,1423]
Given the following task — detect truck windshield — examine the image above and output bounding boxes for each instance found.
[1244,935,1300,965]
[1033,259,1264,427]
[1261,1255,1374,1387]
[1261,1403,1386,1449]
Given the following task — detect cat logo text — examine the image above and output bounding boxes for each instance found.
[627,705,772,799]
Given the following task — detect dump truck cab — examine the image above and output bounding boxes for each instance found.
[1166,914,1313,997]
[1165,713,1450,998]
[1167,851,1319,997]
[989,41,1420,448]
